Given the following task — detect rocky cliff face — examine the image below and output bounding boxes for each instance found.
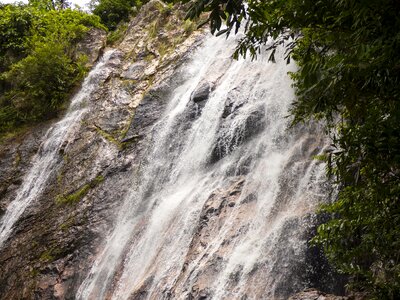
[0,1,203,298]
[0,1,348,299]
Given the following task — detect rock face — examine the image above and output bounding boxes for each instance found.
[74,28,107,67]
[0,1,204,299]
[289,289,348,300]
[0,123,50,219]
[210,105,266,163]
[191,81,212,103]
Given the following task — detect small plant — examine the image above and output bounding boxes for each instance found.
[107,22,128,45]
[148,20,159,39]
[39,246,63,263]
[55,175,104,205]
[183,19,195,35]
[159,2,173,15]
[158,42,169,58]
[60,217,75,231]
[39,249,54,262]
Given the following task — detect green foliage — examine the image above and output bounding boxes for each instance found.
[91,0,141,30]
[184,0,245,36]
[147,20,159,38]
[4,42,76,119]
[29,0,56,11]
[39,245,63,262]
[182,19,195,35]
[39,248,55,262]
[186,0,400,297]
[0,4,34,71]
[29,0,72,11]
[0,3,104,138]
[56,183,91,204]
[106,21,128,45]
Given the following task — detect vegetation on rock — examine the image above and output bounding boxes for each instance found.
[0,0,189,141]
[89,0,180,31]
[185,0,400,298]
[90,0,141,30]
[56,175,104,205]
[0,1,105,139]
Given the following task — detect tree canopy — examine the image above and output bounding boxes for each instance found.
[0,2,105,137]
[90,0,142,30]
[186,0,400,298]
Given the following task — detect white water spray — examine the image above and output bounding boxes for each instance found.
[78,34,329,300]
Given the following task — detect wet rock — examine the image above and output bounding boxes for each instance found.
[183,81,213,121]
[191,82,212,103]
[240,193,257,204]
[128,275,154,299]
[58,140,68,155]
[53,283,65,298]
[198,291,209,299]
[121,134,143,144]
[222,96,245,118]
[124,86,169,138]
[11,178,22,185]
[222,101,234,118]
[0,122,49,219]
[210,106,265,163]
[74,28,107,67]
[144,61,158,77]
[170,178,247,297]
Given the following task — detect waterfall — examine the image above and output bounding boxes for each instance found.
[77,34,329,299]
[0,50,116,248]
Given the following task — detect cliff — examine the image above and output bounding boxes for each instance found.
[0,1,203,298]
[0,1,347,299]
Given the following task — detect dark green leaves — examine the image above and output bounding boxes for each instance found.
[184,0,246,36]
[91,0,140,30]
[0,4,104,136]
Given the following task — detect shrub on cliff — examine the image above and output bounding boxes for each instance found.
[90,0,142,30]
[2,42,78,122]
[0,3,105,137]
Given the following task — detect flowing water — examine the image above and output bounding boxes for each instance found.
[0,50,116,248]
[77,34,331,300]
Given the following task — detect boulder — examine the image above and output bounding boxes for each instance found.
[191,82,211,103]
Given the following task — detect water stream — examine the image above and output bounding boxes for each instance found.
[0,50,116,248]
[77,34,330,300]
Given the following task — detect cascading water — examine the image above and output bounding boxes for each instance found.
[0,50,116,248]
[77,34,330,300]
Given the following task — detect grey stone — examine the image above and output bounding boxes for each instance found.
[74,28,107,67]
[121,61,147,80]
[191,82,211,103]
